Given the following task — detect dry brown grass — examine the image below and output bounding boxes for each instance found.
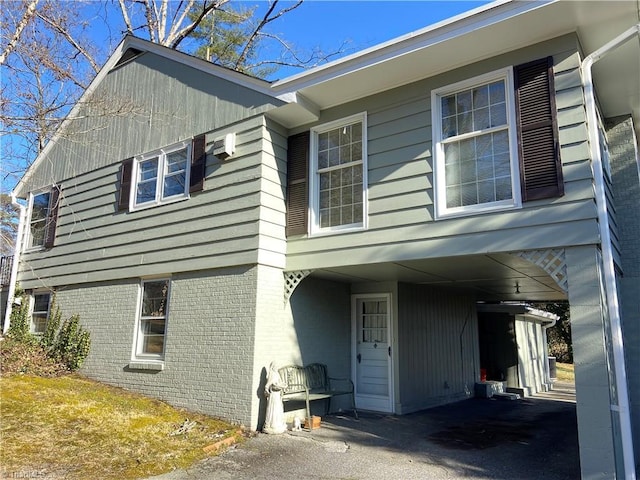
[555,362,575,382]
[1,375,243,479]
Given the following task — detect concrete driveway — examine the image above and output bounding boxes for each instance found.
[149,383,579,480]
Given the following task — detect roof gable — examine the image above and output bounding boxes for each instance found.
[14,36,282,197]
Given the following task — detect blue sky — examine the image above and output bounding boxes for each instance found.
[93,0,493,80]
[238,0,493,79]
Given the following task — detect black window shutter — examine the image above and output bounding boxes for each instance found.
[118,157,134,211]
[44,185,60,249]
[190,134,206,193]
[286,131,310,236]
[514,57,564,201]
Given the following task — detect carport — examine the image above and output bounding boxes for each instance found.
[285,248,614,476]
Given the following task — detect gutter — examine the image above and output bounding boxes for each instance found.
[2,194,26,334]
[581,22,640,480]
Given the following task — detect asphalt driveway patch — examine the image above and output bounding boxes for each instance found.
[429,418,534,450]
[148,386,580,480]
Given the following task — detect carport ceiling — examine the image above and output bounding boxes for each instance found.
[309,253,566,302]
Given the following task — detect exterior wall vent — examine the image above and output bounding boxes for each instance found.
[213,133,236,160]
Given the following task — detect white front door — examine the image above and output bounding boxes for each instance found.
[352,294,394,412]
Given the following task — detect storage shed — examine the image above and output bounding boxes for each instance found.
[477,303,559,396]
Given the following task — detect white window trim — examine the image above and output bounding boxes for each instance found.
[30,291,51,335]
[25,188,52,251]
[431,67,522,219]
[130,140,191,211]
[132,277,171,363]
[309,112,368,235]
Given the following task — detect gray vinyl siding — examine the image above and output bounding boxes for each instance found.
[257,119,289,266]
[286,34,598,271]
[15,51,281,197]
[17,115,286,289]
[396,284,479,414]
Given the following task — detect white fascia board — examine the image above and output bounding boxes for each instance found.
[271,0,555,97]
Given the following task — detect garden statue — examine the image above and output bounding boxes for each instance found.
[263,361,288,434]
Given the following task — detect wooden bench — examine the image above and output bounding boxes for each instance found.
[278,363,358,421]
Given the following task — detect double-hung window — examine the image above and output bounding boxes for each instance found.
[133,141,191,210]
[432,69,521,218]
[31,292,51,335]
[310,113,367,233]
[27,190,52,248]
[134,279,170,360]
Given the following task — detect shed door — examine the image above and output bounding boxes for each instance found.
[352,294,394,412]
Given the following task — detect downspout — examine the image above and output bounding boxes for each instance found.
[581,23,640,480]
[2,194,26,335]
[541,315,557,388]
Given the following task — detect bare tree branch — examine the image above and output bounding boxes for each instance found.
[168,0,190,32]
[166,0,229,49]
[165,0,197,45]
[245,34,351,71]
[142,0,159,43]
[35,11,99,74]
[235,0,302,70]
[0,0,40,65]
[118,0,134,36]
[158,0,168,43]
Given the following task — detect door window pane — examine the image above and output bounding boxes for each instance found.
[362,300,388,343]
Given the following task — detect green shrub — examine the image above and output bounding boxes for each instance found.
[52,314,91,371]
[41,295,62,351]
[6,287,32,341]
[533,301,573,364]
[4,290,90,374]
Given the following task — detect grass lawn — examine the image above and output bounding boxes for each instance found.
[1,374,242,479]
[555,362,575,382]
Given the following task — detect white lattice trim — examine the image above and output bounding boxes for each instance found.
[515,249,568,292]
[284,270,312,302]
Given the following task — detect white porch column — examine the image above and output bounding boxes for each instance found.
[566,246,616,479]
